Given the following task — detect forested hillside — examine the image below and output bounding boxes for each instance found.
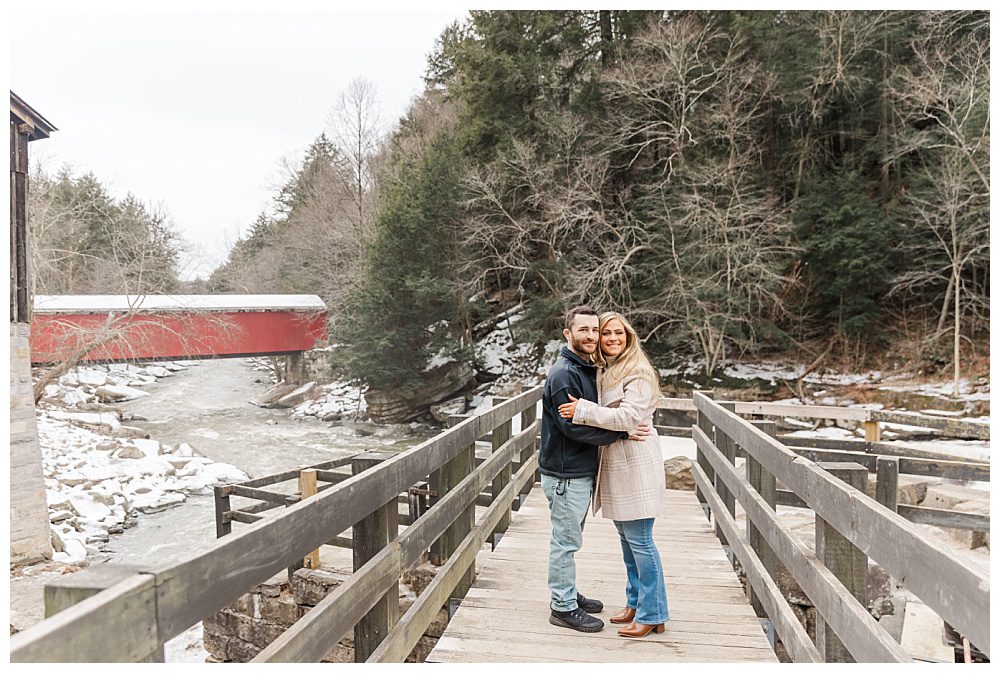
[28,167,183,295]
[210,10,989,393]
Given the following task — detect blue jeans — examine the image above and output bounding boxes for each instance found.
[541,474,593,612]
[615,518,669,625]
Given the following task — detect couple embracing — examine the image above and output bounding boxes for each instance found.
[539,305,669,638]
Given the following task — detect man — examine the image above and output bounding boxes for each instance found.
[539,305,652,633]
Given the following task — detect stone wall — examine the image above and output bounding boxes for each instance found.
[204,562,447,662]
[9,322,52,566]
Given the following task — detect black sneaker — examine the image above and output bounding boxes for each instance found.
[549,607,605,633]
[577,593,604,614]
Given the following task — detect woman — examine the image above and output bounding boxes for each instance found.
[557,311,669,638]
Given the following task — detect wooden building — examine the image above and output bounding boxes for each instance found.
[10,91,57,566]
[11,91,56,323]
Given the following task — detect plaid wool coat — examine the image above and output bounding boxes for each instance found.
[572,371,669,521]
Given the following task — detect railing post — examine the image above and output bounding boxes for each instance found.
[517,401,538,507]
[428,414,466,565]
[864,419,882,442]
[434,414,477,610]
[490,397,513,547]
[815,462,869,663]
[213,485,232,538]
[746,420,778,617]
[875,456,899,513]
[715,401,737,550]
[694,391,714,521]
[352,452,399,662]
[299,469,320,569]
[44,566,163,662]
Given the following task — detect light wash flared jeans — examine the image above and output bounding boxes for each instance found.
[614,518,670,625]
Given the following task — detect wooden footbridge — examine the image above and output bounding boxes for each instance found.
[11,388,990,663]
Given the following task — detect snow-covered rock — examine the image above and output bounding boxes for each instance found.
[111,426,148,440]
[277,381,318,407]
[54,537,88,565]
[47,410,121,430]
[115,445,146,460]
[291,380,366,421]
[430,397,465,423]
[96,384,150,402]
[131,489,186,514]
[132,438,162,458]
[59,472,88,487]
[77,369,108,387]
[69,494,113,523]
[200,462,248,485]
[80,466,117,484]
[62,388,90,406]
[144,365,173,378]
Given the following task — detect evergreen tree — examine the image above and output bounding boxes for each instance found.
[794,167,900,335]
[335,120,470,393]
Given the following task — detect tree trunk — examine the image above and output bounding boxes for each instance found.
[936,270,955,338]
[33,314,120,402]
[599,11,613,67]
[953,274,961,398]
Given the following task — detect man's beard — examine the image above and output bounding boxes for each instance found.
[571,336,597,356]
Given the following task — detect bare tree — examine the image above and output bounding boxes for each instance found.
[789,11,890,199]
[601,16,735,178]
[460,108,648,320]
[328,77,383,243]
[890,154,988,397]
[599,15,796,374]
[888,11,989,396]
[29,169,181,295]
[888,11,989,192]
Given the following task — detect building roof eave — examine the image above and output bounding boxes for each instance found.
[10,91,57,140]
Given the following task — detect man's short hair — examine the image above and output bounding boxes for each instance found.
[565,305,598,331]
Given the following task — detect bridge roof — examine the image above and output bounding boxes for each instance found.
[33,294,327,314]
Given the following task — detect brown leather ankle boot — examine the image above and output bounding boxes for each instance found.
[609,607,636,624]
[617,621,666,638]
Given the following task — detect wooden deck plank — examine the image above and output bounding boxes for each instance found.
[428,489,778,662]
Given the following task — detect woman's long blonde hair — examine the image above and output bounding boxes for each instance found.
[593,312,661,396]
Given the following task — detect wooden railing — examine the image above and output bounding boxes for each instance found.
[690,392,991,663]
[657,396,990,440]
[657,394,991,536]
[10,387,543,663]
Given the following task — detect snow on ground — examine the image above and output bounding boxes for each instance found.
[885,438,991,463]
[477,314,561,384]
[292,381,366,421]
[35,361,248,566]
[164,621,208,663]
[878,377,990,403]
[241,355,368,422]
[722,361,884,386]
[659,359,885,387]
[785,426,859,441]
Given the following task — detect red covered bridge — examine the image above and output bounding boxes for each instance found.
[30,294,328,364]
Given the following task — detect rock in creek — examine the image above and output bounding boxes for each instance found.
[663,456,695,491]
[95,384,150,402]
[429,397,466,423]
[252,381,319,409]
[366,361,475,424]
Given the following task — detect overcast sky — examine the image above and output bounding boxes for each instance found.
[10,5,466,279]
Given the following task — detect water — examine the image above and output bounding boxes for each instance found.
[99,358,432,567]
